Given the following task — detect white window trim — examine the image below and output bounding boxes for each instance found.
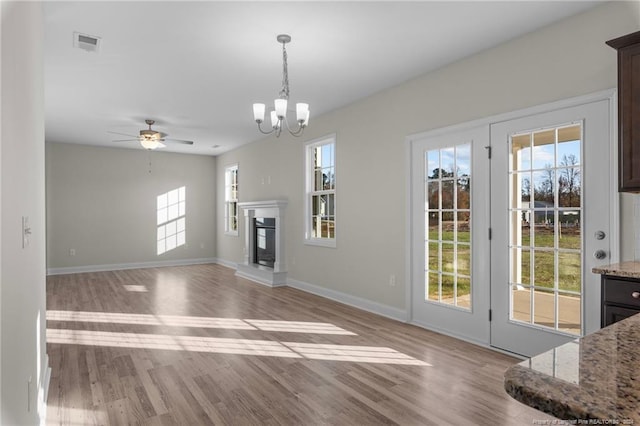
[304,134,337,248]
[224,163,239,236]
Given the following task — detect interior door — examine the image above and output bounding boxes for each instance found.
[490,99,611,357]
[410,125,490,345]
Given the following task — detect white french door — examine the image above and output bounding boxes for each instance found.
[410,125,490,344]
[409,94,614,356]
[490,99,612,357]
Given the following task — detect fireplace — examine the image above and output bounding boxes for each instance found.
[254,217,276,268]
[236,200,287,287]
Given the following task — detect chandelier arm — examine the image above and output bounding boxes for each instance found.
[256,121,275,135]
[282,117,306,137]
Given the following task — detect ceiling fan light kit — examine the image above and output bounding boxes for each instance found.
[108,119,194,150]
[253,34,309,138]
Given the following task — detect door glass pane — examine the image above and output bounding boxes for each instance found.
[508,124,582,335]
[424,143,472,310]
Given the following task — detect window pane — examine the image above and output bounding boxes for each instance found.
[456,179,470,209]
[441,275,454,305]
[534,287,555,329]
[426,150,440,179]
[533,170,555,205]
[532,129,555,169]
[441,147,455,177]
[457,244,470,276]
[558,167,581,207]
[457,277,471,308]
[558,252,581,293]
[426,181,440,210]
[456,213,470,242]
[533,250,554,289]
[456,144,471,177]
[441,180,454,209]
[559,210,580,249]
[442,243,454,273]
[427,241,439,271]
[558,292,581,335]
[512,285,532,324]
[427,272,439,300]
[427,212,439,240]
[314,168,323,191]
[512,134,531,171]
[511,247,531,285]
[512,172,531,204]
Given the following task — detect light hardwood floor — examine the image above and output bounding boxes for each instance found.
[46,264,554,425]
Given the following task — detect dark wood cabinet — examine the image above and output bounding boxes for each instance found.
[601,275,640,327]
[607,31,640,192]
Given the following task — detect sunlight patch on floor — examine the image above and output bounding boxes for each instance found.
[46,310,356,335]
[46,328,430,366]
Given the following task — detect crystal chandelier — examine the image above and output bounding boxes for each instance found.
[252,34,309,137]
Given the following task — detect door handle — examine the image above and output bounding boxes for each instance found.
[593,250,607,260]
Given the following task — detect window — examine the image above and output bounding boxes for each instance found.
[157,186,186,255]
[425,144,472,309]
[225,164,239,235]
[305,135,336,247]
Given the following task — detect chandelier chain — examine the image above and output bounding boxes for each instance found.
[279,43,289,100]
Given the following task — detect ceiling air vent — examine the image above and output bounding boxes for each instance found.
[73,32,101,53]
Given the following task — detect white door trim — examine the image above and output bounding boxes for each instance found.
[405,89,618,337]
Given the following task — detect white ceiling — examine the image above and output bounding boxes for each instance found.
[44,1,602,156]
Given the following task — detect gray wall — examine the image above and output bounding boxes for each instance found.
[1,2,48,423]
[216,2,640,314]
[46,143,216,270]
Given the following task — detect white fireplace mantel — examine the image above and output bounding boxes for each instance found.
[235,200,287,287]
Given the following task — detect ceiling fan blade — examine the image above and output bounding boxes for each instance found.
[164,138,194,145]
[157,142,166,149]
[107,131,138,138]
[112,139,140,142]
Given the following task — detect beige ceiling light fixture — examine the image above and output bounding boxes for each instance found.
[253,34,309,137]
[109,119,194,150]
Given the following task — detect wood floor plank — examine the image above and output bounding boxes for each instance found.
[46,264,556,425]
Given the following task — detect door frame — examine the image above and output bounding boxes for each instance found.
[405,89,618,348]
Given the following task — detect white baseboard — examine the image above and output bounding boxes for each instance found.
[214,257,238,270]
[46,257,217,275]
[287,278,407,322]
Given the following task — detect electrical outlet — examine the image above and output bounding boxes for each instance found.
[69,248,76,256]
[389,275,396,287]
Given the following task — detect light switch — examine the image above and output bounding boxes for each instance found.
[22,216,31,249]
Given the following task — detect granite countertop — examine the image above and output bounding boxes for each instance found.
[504,313,640,421]
[592,261,640,279]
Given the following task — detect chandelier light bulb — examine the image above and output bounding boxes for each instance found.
[274,99,288,119]
[253,103,266,123]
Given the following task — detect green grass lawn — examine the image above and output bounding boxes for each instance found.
[428,227,581,298]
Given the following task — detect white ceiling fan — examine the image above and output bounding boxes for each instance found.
[109,119,194,150]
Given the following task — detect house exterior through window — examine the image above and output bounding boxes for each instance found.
[305,135,336,247]
[225,164,238,235]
